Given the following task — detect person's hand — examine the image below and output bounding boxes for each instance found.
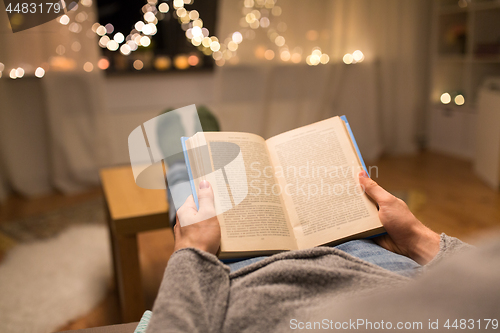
[359,171,440,265]
[173,180,221,256]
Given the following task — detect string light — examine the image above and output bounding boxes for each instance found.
[440,93,451,104]
[0,0,361,78]
[34,67,45,78]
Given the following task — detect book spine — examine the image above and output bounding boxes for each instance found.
[340,116,369,177]
[181,137,199,209]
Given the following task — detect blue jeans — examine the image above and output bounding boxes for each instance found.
[227,240,421,277]
[166,163,421,277]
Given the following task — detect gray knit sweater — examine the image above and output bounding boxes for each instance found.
[146,234,500,333]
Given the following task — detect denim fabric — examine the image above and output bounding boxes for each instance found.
[227,240,421,277]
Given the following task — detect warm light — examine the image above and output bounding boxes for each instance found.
[107,40,119,51]
[455,94,465,105]
[291,53,301,63]
[135,21,145,31]
[133,60,144,70]
[227,41,238,52]
[144,12,156,22]
[202,37,211,47]
[343,53,353,64]
[245,13,256,24]
[35,67,45,78]
[440,93,451,104]
[255,46,266,59]
[71,41,81,52]
[99,36,110,48]
[0,62,4,71]
[243,0,255,8]
[154,56,171,70]
[173,0,184,8]
[83,62,94,72]
[260,17,270,28]
[59,15,70,25]
[158,3,169,13]
[127,40,138,51]
[56,45,66,55]
[312,49,322,57]
[320,54,329,64]
[189,10,199,20]
[232,31,243,44]
[69,22,82,33]
[142,23,157,35]
[244,0,254,8]
[140,36,151,47]
[9,69,17,79]
[192,19,203,28]
[191,36,202,46]
[275,36,285,47]
[212,51,223,61]
[188,55,199,66]
[114,33,125,43]
[176,7,187,18]
[353,50,364,62]
[81,0,92,6]
[97,58,110,70]
[264,49,275,60]
[272,6,282,16]
[174,55,189,70]
[249,20,260,29]
[308,55,320,66]
[215,58,225,67]
[96,25,106,36]
[280,50,291,62]
[120,44,131,55]
[15,67,24,78]
[210,41,220,52]
[191,26,203,37]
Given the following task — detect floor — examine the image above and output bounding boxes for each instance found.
[0,152,499,332]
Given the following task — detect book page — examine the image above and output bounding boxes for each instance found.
[266,117,382,250]
[186,132,297,253]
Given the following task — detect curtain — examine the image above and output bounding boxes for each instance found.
[0,1,110,198]
[214,0,432,156]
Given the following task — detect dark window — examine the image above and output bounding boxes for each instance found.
[96,0,218,73]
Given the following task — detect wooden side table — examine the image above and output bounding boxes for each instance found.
[99,166,169,323]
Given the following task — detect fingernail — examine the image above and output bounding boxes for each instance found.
[359,171,368,178]
[199,180,209,189]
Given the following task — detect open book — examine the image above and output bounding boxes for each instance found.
[181,116,384,259]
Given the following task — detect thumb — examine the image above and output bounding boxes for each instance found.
[197,180,215,214]
[358,171,394,205]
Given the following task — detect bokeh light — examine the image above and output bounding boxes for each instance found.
[440,93,451,104]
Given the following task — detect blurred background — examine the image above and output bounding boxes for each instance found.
[0,0,499,332]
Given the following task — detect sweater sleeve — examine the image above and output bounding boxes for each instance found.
[425,233,474,268]
[146,248,230,333]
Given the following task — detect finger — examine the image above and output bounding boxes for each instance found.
[358,171,394,205]
[197,180,215,214]
[173,217,181,238]
[181,194,198,211]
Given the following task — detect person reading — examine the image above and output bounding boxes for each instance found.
[145,109,498,333]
